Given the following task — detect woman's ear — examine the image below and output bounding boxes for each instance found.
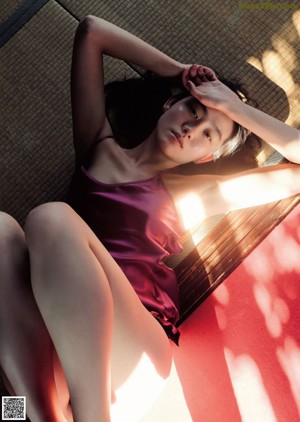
[163,95,179,112]
[194,154,214,164]
[163,92,188,112]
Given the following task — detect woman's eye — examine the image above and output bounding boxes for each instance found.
[204,130,211,141]
[190,106,198,119]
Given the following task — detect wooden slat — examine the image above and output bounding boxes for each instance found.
[176,194,300,325]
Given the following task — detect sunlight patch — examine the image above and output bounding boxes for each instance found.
[253,284,290,338]
[111,352,168,422]
[224,348,277,422]
[176,193,206,231]
[277,336,300,416]
[213,283,230,306]
[246,10,300,128]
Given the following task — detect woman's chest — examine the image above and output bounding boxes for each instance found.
[87,140,153,184]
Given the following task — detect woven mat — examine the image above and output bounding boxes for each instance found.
[0,0,24,22]
[0,0,137,223]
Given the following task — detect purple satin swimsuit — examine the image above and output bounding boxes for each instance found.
[67,165,184,344]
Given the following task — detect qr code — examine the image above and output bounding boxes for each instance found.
[2,396,26,420]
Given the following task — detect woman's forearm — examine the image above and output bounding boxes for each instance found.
[227,101,300,164]
[218,163,300,212]
[168,163,300,227]
[81,15,184,77]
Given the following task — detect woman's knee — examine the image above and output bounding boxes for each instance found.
[0,212,28,293]
[24,202,74,250]
[0,212,25,256]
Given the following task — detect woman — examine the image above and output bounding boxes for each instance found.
[0,15,299,422]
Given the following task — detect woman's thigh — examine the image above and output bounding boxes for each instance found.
[28,203,173,420]
[77,209,173,420]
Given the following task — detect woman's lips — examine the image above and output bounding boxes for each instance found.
[171,131,183,148]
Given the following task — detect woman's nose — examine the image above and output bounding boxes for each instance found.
[183,120,205,139]
[182,126,191,138]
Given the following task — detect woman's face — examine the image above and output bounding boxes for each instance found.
[155,96,234,165]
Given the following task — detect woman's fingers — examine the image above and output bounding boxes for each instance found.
[182,64,217,92]
[189,64,198,78]
[186,79,200,98]
[203,66,217,81]
[182,67,190,87]
[197,66,209,82]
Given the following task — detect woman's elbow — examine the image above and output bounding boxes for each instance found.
[76,15,98,37]
[283,142,300,165]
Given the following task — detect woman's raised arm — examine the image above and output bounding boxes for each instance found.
[226,102,300,164]
[71,16,185,163]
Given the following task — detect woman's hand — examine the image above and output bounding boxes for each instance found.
[182,64,241,114]
[182,64,217,87]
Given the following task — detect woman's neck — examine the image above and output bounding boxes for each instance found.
[124,129,177,175]
[86,131,179,185]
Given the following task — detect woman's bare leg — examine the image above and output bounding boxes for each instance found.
[0,212,70,422]
[24,202,172,422]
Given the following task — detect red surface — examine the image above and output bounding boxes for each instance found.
[173,204,300,422]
